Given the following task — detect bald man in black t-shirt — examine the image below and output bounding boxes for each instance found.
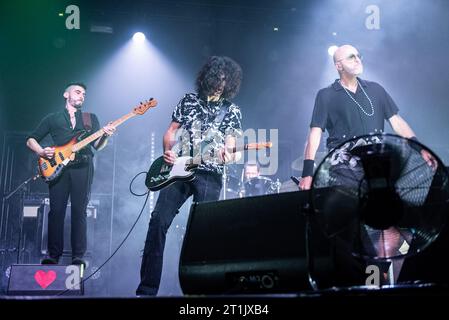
[299,44,434,190]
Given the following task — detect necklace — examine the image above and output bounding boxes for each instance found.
[339,79,374,117]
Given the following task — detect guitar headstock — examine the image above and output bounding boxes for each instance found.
[133,98,158,115]
[246,142,273,150]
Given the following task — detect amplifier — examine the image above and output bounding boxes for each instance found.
[39,198,98,255]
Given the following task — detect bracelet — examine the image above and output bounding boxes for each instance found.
[301,159,315,177]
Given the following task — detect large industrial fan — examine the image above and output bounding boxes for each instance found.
[308,134,449,287]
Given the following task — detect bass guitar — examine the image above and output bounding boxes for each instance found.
[38,98,158,182]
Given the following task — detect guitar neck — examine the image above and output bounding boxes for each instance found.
[229,143,267,153]
[72,111,136,152]
[229,145,247,153]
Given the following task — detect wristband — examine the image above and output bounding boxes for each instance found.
[301,159,315,177]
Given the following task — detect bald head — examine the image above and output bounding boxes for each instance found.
[333,45,358,63]
[332,45,363,77]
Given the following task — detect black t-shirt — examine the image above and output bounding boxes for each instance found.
[310,78,399,150]
[27,108,101,156]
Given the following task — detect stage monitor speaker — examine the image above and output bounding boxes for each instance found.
[7,264,84,296]
[179,190,333,294]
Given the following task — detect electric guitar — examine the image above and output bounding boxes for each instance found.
[145,142,273,191]
[38,98,158,182]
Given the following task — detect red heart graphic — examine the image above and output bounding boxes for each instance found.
[34,270,57,289]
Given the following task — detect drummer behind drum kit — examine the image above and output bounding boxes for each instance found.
[221,151,328,199]
[242,176,281,197]
[221,167,281,200]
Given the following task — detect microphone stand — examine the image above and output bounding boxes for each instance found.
[2,174,40,264]
[3,174,40,201]
[222,165,228,200]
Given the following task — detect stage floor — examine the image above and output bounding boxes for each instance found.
[1,285,448,317]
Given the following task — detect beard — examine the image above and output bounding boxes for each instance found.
[343,64,363,77]
[70,98,84,108]
[352,65,363,76]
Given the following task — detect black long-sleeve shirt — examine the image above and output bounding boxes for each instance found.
[27,108,100,156]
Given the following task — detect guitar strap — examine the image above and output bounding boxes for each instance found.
[82,112,93,132]
[197,100,231,162]
[76,112,94,162]
[206,100,231,139]
[177,99,231,158]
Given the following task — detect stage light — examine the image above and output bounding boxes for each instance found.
[328,45,338,57]
[133,32,146,43]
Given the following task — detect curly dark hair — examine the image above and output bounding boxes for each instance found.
[196,56,242,100]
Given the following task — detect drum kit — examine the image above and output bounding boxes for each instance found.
[221,166,281,200]
[221,152,328,199]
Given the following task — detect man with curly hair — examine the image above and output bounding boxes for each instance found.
[136,56,243,296]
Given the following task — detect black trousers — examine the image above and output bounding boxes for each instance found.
[136,170,222,296]
[47,158,94,259]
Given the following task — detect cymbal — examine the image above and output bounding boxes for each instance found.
[279,179,300,193]
[244,176,272,183]
[291,152,327,171]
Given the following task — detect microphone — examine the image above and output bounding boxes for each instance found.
[290,176,300,185]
